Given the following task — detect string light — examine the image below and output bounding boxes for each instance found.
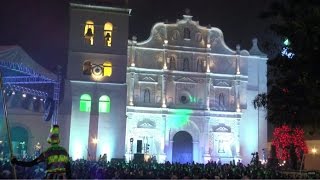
[272,125,308,161]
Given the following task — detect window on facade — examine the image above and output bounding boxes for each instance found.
[184,28,191,39]
[103,61,112,77]
[99,95,110,113]
[180,95,189,104]
[183,58,189,71]
[219,93,225,106]
[80,94,91,112]
[202,60,207,72]
[169,56,176,70]
[143,89,150,103]
[197,59,202,72]
[104,22,113,47]
[84,20,94,45]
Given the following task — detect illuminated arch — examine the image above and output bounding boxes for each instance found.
[99,95,110,113]
[80,94,91,112]
[103,61,112,77]
[104,22,113,47]
[84,20,94,45]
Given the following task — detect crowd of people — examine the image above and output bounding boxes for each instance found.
[1,125,319,179]
[1,157,319,179]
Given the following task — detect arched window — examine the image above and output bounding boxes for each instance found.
[197,59,202,72]
[99,95,110,113]
[104,22,113,47]
[197,59,206,72]
[183,58,189,71]
[144,89,150,103]
[202,60,207,72]
[103,61,112,77]
[80,94,91,112]
[184,28,191,39]
[219,93,224,106]
[169,56,176,70]
[84,20,94,45]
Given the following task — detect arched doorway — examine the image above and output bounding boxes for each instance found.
[172,131,193,163]
[11,126,28,158]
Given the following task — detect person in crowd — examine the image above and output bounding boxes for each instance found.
[11,125,71,179]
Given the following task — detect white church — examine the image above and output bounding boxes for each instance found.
[0,2,268,165]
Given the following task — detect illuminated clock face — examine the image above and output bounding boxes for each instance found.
[92,65,103,76]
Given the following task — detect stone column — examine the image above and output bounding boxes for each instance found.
[129,72,135,106]
[130,36,137,67]
[206,76,211,110]
[193,141,199,163]
[161,74,167,108]
[235,80,240,112]
[168,140,173,162]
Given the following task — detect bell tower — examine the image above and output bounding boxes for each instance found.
[66,2,131,160]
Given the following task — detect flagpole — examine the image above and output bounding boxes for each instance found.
[0,72,17,179]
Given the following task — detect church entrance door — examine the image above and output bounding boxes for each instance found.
[172,131,193,163]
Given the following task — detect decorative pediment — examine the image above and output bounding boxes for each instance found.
[175,77,196,83]
[137,119,156,129]
[141,76,156,82]
[217,81,229,87]
[213,124,231,132]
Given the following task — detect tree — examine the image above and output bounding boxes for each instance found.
[254,0,320,130]
[271,125,308,163]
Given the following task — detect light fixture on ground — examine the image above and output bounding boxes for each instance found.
[311,147,317,155]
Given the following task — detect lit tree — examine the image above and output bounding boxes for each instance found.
[271,125,308,162]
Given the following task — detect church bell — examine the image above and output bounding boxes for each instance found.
[85,28,93,38]
[105,32,111,41]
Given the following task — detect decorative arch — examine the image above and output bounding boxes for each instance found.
[219,93,225,106]
[169,120,200,142]
[104,22,113,47]
[79,94,91,112]
[84,20,94,45]
[99,95,110,113]
[168,56,176,70]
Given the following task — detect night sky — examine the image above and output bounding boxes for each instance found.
[0,0,273,75]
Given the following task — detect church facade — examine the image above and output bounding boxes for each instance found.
[124,14,267,164]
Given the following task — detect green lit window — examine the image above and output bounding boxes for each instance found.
[80,94,91,112]
[99,95,110,113]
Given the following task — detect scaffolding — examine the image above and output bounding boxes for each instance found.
[0,46,60,125]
